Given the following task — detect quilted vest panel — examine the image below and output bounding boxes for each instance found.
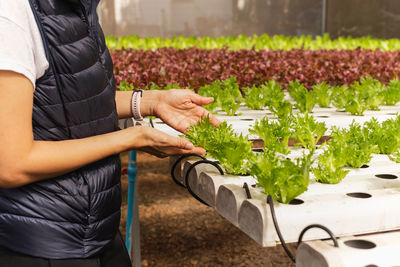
[0,0,122,259]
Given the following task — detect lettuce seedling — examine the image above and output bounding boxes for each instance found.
[198,77,242,116]
[272,100,293,119]
[209,131,253,175]
[363,116,400,154]
[249,117,291,155]
[262,81,293,118]
[390,149,400,163]
[291,113,327,150]
[243,85,267,110]
[330,123,376,168]
[382,79,400,105]
[357,77,384,110]
[264,81,284,106]
[312,146,350,184]
[185,116,216,150]
[219,77,242,116]
[344,94,367,116]
[312,82,332,108]
[250,151,311,204]
[185,117,252,175]
[345,77,384,115]
[287,80,317,113]
[198,81,221,113]
[332,85,351,110]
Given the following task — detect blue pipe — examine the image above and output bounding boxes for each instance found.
[125,150,137,256]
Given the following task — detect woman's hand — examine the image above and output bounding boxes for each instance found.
[149,89,220,133]
[131,126,205,158]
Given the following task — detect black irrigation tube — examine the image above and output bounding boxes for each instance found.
[298,224,339,248]
[185,160,224,206]
[149,118,155,128]
[243,182,252,199]
[170,153,206,188]
[266,195,296,263]
[267,196,339,263]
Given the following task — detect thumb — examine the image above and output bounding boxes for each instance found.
[190,93,214,106]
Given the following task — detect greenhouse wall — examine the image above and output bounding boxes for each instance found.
[326,0,400,39]
[99,0,400,38]
[99,0,322,37]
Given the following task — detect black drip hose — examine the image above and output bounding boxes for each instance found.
[170,153,206,188]
[298,224,339,248]
[149,118,155,128]
[266,195,296,263]
[185,160,224,206]
[243,182,252,199]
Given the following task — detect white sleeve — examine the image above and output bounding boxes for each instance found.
[0,17,37,87]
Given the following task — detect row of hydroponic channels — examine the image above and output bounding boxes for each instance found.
[110,35,400,204]
[120,76,400,116]
[184,111,400,204]
[106,34,400,51]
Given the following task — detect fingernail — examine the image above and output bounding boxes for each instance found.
[185,142,194,150]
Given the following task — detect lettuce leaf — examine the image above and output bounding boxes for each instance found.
[186,117,252,175]
[312,81,332,108]
[287,80,317,113]
[250,151,311,204]
[291,113,327,150]
[249,117,291,155]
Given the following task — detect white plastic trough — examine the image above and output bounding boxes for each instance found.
[296,230,400,267]
[172,153,400,247]
[165,101,400,251]
[153,102,400,138]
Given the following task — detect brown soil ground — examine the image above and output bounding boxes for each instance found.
[119,152,295,267]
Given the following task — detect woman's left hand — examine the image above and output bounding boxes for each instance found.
[147,89,220,133]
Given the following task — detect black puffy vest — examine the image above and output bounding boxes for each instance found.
[0,0,122,259]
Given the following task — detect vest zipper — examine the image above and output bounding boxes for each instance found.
[78,2,89,25]
[78,1,93,229]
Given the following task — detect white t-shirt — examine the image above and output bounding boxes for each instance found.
[0,1,49,88]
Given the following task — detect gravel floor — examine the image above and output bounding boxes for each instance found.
[120,152,295,267]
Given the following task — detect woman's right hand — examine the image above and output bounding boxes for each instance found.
[128,126,205,158]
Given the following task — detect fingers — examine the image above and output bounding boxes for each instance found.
[189,93,214,106]
[167,146,206,156]
[178,146,206,156]
[164,135,205,155]
[205,113,221,127]
[140,127,207,157]
[159,132,195,150]
[197,108,221,127]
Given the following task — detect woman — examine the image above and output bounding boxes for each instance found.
[0,0,218,266]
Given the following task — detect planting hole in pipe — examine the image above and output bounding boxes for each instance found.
[156,121,164,124]
[289,198,304,205]
[375,174,398,179]
[240,118,254,121]
[364,265,378,267]
[344,239,376,249]
[317,115,330,118]
[252,148,263,153]
[361,164,369,168]
[346,192,372,199]
[251,184,257,188]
